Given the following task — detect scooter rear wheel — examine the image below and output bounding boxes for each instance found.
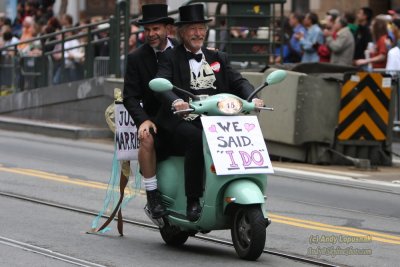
[160,223,189,246]
[231,206,266,260]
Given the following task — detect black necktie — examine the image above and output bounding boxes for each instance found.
[186,51,203,62]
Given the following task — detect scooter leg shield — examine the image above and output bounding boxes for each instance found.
[223,179,265,211]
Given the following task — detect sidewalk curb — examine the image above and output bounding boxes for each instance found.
[0,116,112,139]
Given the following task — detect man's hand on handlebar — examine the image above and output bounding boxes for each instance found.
[252,98,264,108]
[172,100,191,117]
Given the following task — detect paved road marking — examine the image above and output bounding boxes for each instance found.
[273,164,368,178]
[274,167,400,188]
[269,214,400,245]
[0,166,108,190]
[1,165,399,245]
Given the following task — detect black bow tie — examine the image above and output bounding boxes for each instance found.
[186,51,203,62]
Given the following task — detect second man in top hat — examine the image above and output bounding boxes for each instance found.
[155,4,264,221]
[123,4,177,219]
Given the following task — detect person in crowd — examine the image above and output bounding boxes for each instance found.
[318,11,338,63]
[355,18,389,69]
[1,25,19,56]
[376,14,395,43]
[0,16,12,44]
[155,4,264,221]
[17,16,41,56]
[0,16,5,48]
[326,9,340,20]
[52,17,84,84]
[230,26,249,39]
[128,23,140,54]
[12,3,27,38]
[389,18,400,47]
[41,16,61,53]
[386,19,400,73]
[0,15,6,30]
[218,19,228,52]
[75,17,91,45]
[353,7,373,63]
[273,16,291,64]
[388,8,400,20]
[60,14,73,29]
[324,16,355,65]
[94,22,110,57]
[345,11,358,37]
[298,12,324,62]
[288,12,305,63]
[123,4,177,219]
[24,1,38,17]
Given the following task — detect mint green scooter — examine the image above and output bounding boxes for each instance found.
[147,70,287,261]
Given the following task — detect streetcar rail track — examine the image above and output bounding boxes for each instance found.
[0,191,339,267]
[0,236,106,267]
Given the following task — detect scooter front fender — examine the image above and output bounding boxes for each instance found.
[223,179,265,211]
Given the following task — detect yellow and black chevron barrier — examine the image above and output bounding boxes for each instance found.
[337,72,392,141]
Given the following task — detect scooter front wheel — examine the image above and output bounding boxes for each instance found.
[231,205,266,260]
[160,223,189,246]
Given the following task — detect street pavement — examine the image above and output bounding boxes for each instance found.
[0,123,399,267]
[1,114,399,185]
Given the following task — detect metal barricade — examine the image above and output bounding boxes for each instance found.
[93,56,110,77]
[257,66,397,166]
[19,56,48,91]
[0,55,16,95]
[371,69,400,129]
[47,55,54,86]
[333,71,396,166]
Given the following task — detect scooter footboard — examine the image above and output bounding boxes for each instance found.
[223,179,265,211]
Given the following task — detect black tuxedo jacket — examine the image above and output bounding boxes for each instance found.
[155,44,254,132]
[123,39,177,128]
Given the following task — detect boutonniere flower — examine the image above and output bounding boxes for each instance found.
[210,61,221,73]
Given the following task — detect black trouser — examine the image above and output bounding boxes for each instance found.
[171,118,204,199]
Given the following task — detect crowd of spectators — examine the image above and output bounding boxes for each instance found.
[0,0,113,85]
[2,2,400,88]
[270,7,400,73]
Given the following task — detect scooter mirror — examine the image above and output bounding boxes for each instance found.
[149,78,173,92]
[266,70,287,85]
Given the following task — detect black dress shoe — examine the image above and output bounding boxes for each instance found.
[146,189,169,219]
[187,200,202,222]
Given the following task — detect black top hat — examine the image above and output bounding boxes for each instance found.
[136,4,174,25]
[175,4,212,26]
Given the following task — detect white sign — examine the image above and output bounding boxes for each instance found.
[201,116,274,175]
[382,77,391,88]
[114,103,139,160]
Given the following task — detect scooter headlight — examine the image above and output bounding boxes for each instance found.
[217,97,243,115]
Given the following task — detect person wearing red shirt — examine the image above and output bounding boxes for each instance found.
[355,18,389,69]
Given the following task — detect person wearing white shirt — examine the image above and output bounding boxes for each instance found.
[386,20,400,75]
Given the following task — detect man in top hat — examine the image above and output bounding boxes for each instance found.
[123,4,177,219]
[155,4,264,221]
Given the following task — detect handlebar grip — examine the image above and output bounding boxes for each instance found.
[173,108,195,115]
[256,106,274,111]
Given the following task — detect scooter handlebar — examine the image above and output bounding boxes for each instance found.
[255,106,274,111]
[173,108,195,115]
